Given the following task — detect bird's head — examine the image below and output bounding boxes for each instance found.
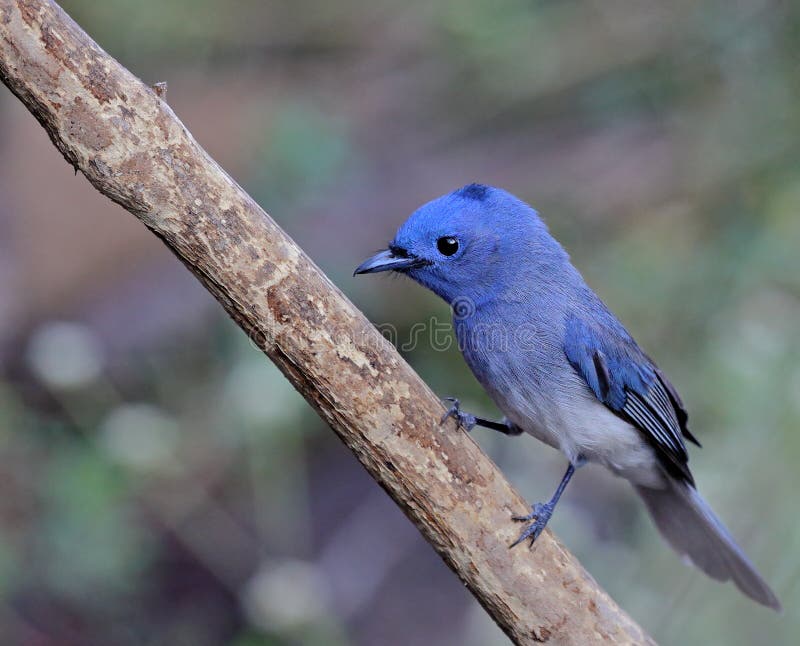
[354,183,566,305]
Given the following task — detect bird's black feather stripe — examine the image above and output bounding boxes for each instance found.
[593,350,611,399]
[624,395,678,453]
[649,381,682,434]
[637,387,683,452]
[655,369,701,447]
[623,391,693,484]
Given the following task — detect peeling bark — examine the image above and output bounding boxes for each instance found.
[0,1,654,643]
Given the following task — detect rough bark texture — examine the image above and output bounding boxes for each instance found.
[0,1,654,643]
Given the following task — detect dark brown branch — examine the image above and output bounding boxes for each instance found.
[0,1,653,643]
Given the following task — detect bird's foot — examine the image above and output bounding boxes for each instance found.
[440,397,476,431]
[510,502,554,547]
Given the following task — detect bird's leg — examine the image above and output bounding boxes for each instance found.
[440,397,523,435]
[511,459,583,547]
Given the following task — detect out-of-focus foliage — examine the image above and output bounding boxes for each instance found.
[1,0,798,644]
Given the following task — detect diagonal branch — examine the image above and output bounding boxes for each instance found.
[0,1,653,643]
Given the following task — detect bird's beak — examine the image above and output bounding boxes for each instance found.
[353,248,426,276]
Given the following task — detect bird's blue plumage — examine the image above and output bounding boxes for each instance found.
[563,313,644,410]
[354,183,780,610]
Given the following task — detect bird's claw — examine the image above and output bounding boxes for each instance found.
[510,502,553,548]
[440,397,477,431]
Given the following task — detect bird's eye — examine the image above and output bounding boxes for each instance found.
[437,236,459,256]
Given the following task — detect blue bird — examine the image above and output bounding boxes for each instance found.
[355,183,780,610]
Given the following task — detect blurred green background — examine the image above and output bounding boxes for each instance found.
[1,0,798,644]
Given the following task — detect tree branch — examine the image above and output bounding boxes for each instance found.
[0,1,653,643]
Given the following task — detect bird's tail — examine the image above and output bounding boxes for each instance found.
[634,479,781,610]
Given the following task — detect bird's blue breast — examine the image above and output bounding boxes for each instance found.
[453,300,578,442]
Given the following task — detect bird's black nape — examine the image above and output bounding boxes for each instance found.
[455,183,490,201]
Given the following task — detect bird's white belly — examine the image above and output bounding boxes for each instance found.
[492,379,664,488]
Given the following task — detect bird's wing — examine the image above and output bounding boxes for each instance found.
[564,314,697,484]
